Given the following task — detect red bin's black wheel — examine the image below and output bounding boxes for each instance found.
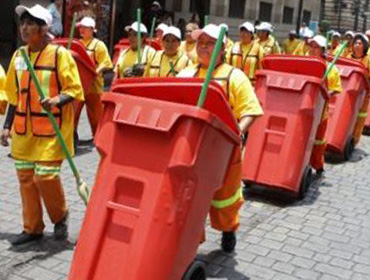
[182,260,206,280]
[299,166,312,199]
[343,136,354,161]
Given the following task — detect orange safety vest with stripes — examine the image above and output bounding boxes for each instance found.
[228,42,261,82]
[14,44,62,137]
[148,50,191,77]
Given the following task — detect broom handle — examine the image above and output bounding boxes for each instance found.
[67,13,77,50]
[323,41,348,81]
[137,8,142,64]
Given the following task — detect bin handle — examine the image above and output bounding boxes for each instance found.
[265,129,285,137]
[106,201,140,217]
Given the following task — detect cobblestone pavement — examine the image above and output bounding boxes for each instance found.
[0,111,370,280]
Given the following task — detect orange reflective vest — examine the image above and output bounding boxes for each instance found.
[228,42,261,82]
[148,50,191,77]
[14,45,62,137]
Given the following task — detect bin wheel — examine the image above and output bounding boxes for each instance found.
[344,137,354,161]
[243,180,252,189]
[299,166,312,199]
[182,260,206,280]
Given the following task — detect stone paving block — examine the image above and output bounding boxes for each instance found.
[20,266,61,280]
[252,256,276,268]
[301,226,323,236]
[314,263,353,279]
[242,263,276,280]
[267,250,293,263]
[291,256,316,269]
[329,257,354,270]
[272,273,299,280]
[351,273,369,280]
[301,241,330,254]
[353,254,370,265]
[328,249,353,260]
[244,244,270,257]
[353,263,370,275]
[284,237,303,247]
[282,245,315,259]
[287,230,309,240]
[294,268,321,280]
[264,232,286,242]
[272,226,291,235]
[322,232,350,243]
[271,261,295,274]
[259,238,284,250]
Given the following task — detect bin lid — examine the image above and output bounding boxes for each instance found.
[111,77,240,134]
[262,55,327,79]
[327,55,366,69]
[53,38,95,68]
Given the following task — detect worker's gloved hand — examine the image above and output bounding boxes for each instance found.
[132,64,145,77]
[40,96,60,111]
[0,129,11,147]
[123,68,134,77]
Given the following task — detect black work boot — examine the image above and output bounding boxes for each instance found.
[11,231,43,246]
[54,212,69,240]
[221,231,236,253]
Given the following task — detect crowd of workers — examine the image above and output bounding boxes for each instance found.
[0,3,369,257]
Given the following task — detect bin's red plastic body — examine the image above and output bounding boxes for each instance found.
[365,105,370,129]
[242,56,327,193]
[68,78,240,280]
[113,38,162,64]
[325,57,368,154]
[53,39,97,94]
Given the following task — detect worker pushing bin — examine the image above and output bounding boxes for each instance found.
[242,56,328,197]
[68,78,240,280]
[53,38,97,94]
[325,56,368,160]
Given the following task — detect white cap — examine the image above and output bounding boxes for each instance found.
[16,4,52,27]
[366,30,370,36]
[163,26,181,40]
[302,29,314,39]
[345,31,355,38]
[156,23,168,32]
[78,17,96,30]
[256,22,273,33]
[125,21,148,34]
[152,1,162,8]
[354,33,369,43]
[192,24,227,44]
[219,23,229,32]
[311,35,327,48]
[239,22,255,33]
[332,31,341,38]
[289,30,297,35]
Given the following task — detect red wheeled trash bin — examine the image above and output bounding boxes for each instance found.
[242,56,328,197]
[68,78,240,280]
[325,57,368,160]
[53,39,97,94]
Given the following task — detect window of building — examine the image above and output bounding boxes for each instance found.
[259,2,273,22]
[282,6,294,24]
[229,0,246,18]
[302,10,311,25]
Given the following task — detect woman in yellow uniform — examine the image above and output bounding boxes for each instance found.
[75,16,113,137]
[227,21,264,85]
[329,32,341,55]
[180,22,199,64]
[178,24,263,253]
[348,33,370,145]
[309,35,342,176]
[145,26,192,77]
[255,22,281,55]
[293,29,313,56]
[0,5,83,245]
[114,22,156,79]
[0,63,6,115]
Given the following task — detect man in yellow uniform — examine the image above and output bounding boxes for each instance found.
[114,22,156,79]
[282,30,301,54]
[178,24,263,252]
[348,33,370,145]
[74,16,113,137]
[0,63,6,115]
[226,21,264,85]
[309,35,342,176]
[292,29,313,56]
[145,26,192,77]
[180,22,199,64]
[0,5,83,245]
[256,22,281,55]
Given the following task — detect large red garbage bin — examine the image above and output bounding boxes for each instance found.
[53,39,97,94]
[325,57,368,159]
[69,78,240,280]
[242,56,328,197]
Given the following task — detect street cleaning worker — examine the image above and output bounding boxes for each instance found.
[0,63,6,115]
[0,4,83,245]
[309,35,342,176]
[219,23,234,53]
[180,22,199,64]
[329,32,341,55]
[292,29,313,56]
[155,23,168,49]
[255,22,281,55]
[335,31,354,57]
[282,30,301,54]
[74,16,113,137]
[226,21,264,85]
[145,26,192,77]
[348,33,370,145]
[178,24,263,252]
[115,22,156,78]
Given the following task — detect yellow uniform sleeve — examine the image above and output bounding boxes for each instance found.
[257,45,265,69]
[95,41,113,71]
[229,68,264,119]
[327,65,343,93]
[4,53,18,106]
[57,47,84,101]
[0,64,7,114]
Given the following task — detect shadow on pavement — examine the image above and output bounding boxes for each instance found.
[198,250,250,280]
[325,148,368,164]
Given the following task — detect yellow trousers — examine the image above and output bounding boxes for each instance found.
[15,160,67,234]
